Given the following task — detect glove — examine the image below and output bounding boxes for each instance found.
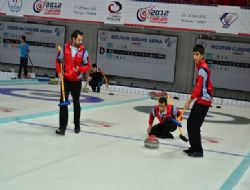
[167,117,182,127]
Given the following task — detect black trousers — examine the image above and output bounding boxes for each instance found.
[149,119,177,138]
[59,79,82,131]
[89,79,103,92]
[18,57,28,78]
[187,102,209,152]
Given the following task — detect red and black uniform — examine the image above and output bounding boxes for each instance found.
[148,104,181,138]
[191,59,212,106]
[188,59,213,152]
[56,42,90,132]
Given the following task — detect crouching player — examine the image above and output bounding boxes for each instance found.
[147,97,181,139]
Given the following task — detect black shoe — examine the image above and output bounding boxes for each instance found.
[55,129,65,136]
[188,151,203,157]
[74,126,81,134]
[161,132,174,139]
[183,148,192,154]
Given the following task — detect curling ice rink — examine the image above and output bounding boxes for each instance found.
[0,80,249,190]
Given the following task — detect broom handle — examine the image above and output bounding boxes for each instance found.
[57,45,66,102]
[83,79,88,88]
[178,127,184,136]
[167,94,185,136]
[177,108,186,135]
[60,64,66,102]
[177,108,186,121]
[167,94,173,105]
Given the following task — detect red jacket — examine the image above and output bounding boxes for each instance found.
[191,59,213,106]
[56,42,91,81]
[148,104,180,126]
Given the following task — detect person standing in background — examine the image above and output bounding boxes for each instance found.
[17,35,30,79]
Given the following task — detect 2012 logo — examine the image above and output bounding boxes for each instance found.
[33,0,62,15]
[137,5,169,23]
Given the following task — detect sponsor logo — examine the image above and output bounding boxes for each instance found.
[198,41,207,48]
[220,13,238,28]
[8,0,23,13]
[33,0,47,13]
[108,1,122,14]
[107,1,122,23]
[55,27,64,37]
[165,38,176,47]
[137,5,169,24]
[33,0,62,15]
[100,31,108,41]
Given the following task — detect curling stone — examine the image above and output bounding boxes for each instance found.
[144,135,160,149]
[149,91,168,100]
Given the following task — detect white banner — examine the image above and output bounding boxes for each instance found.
[196,39,250,92]
[23,0,105,23]
[0,21,65,68]
[124,2,217,32]
[0,0,104,22]
[97,30,177,82]
[0,1,249,35]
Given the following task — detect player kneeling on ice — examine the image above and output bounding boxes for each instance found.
[147,97,181,139]
[87,64,108,93]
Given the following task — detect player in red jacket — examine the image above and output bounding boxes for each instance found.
[55,30,91,135]
[147,97,181,139]
[183,44,213,157]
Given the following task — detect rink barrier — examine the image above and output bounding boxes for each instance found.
[102,85,250,108]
